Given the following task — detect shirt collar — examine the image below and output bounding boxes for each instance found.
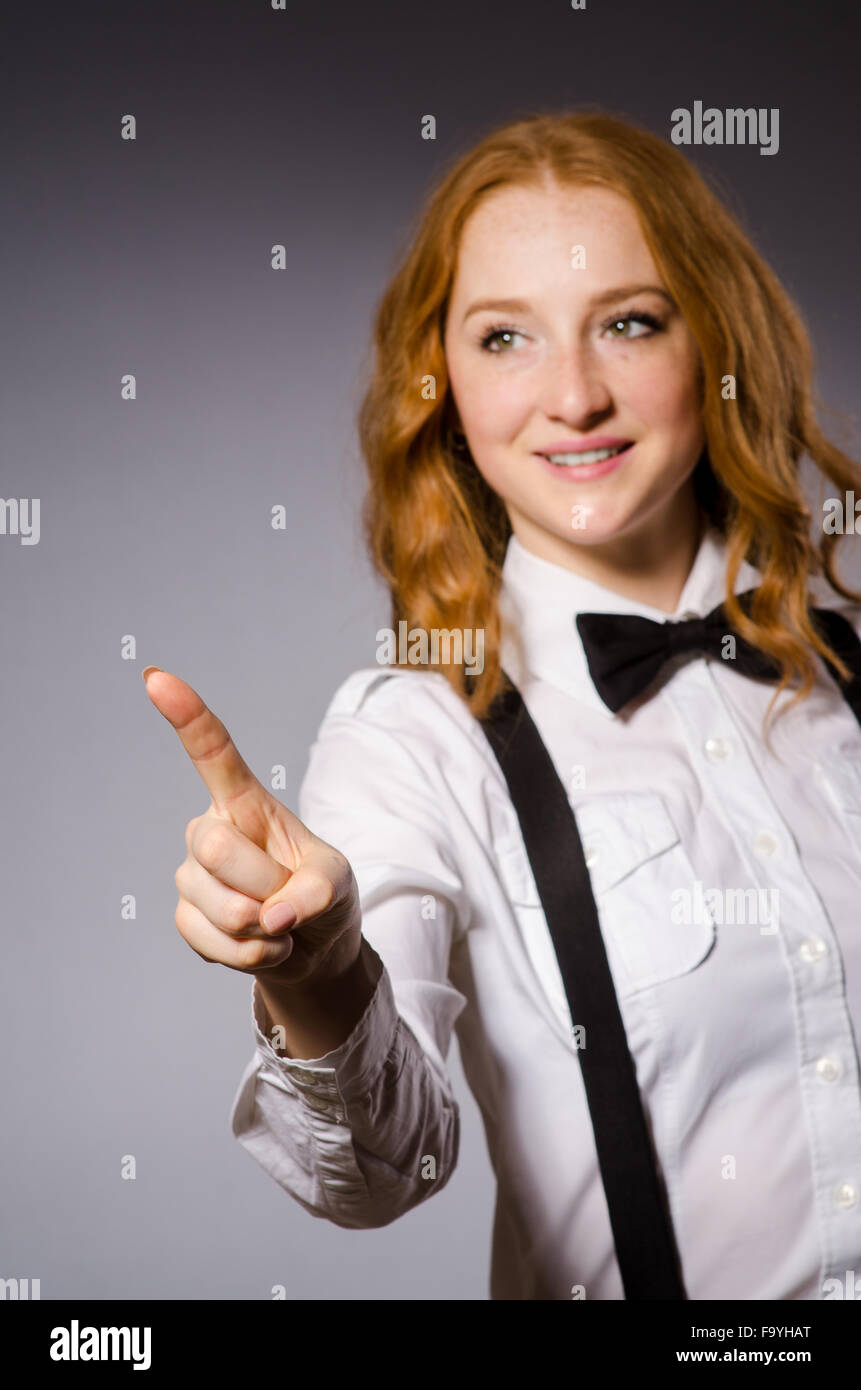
[497,523,763,717]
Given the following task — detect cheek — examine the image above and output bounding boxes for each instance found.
[461,369,532,441]
[626,353,702,435]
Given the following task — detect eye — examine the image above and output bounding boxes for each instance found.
[478,324,526,353]
[602,311,663,340]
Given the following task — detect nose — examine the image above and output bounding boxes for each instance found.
[535,341,613,424]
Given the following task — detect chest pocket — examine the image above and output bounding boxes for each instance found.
[495,789,715,1001]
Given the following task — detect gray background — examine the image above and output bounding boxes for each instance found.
[2,0,859,1299]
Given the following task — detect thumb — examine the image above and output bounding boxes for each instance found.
[260,848,353,935]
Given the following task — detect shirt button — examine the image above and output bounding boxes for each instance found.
[752,829,779,857]
[704,736,731,761]
[815,1056,841,1083]
[799,937,827,963]
[584,845,599,867]
[834,1183,857,1209]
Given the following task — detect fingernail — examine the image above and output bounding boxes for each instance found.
[262,902,297,933]
[142,666,162,683]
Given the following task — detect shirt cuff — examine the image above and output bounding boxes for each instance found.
[250,947,400,1112]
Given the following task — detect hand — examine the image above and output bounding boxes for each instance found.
[143,667,362,990]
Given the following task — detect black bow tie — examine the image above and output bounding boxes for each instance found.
[575,587,787,713]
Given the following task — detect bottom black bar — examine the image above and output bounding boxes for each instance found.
[4,1296,858,1374]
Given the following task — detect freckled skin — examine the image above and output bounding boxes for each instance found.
[443,183,707,605]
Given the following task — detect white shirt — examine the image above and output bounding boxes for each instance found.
[230,525,861,1299]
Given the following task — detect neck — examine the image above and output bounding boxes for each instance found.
[511,487,707,614]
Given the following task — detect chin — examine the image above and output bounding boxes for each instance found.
[555,507,638,545]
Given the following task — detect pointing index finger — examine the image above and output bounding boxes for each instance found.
[143,668,259,812]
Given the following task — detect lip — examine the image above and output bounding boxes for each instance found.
[534,440,634,482]
[535,435,633,454]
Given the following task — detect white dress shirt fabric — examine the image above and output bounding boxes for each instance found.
[230,525,861,1300]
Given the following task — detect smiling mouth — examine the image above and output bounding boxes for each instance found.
[540,442,633,466]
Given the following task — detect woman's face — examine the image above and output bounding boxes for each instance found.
[443,181,706,569]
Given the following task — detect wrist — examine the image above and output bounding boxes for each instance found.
[305,926,368,990]
[259,927,375,1004]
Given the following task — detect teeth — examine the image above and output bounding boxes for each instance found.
[545,445,627,465]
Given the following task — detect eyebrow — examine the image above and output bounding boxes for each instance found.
[461,284,675,322]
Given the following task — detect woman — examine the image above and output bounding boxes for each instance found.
[145,110,861,1300]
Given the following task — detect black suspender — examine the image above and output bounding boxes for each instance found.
[477,606,861,1300]
[479,682,686,1299]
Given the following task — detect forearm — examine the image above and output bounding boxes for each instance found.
[254,932,383,1060]
[234,948,461,1230]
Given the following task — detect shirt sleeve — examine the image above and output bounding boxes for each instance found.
[229,670,472,1229]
